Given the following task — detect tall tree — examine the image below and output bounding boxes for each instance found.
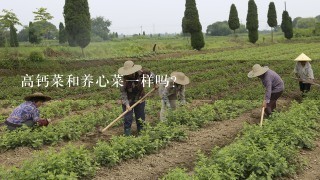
[182,0,204,50]
[91,16,111,40]
[33,7,54,40]
[246,0,259,44]
[9,24,18,47]
[29,22,41,44]
[182,0,201,34]
[281,10,293,40]
[0,9,21,46]
[228,4,240,37]
[64,0,91,55]
[59,22,67,44]
[267,2,277,42]
[0,9,21,28]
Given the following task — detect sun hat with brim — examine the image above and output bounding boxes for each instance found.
[247,64,269,78]
[170,72,190,85]
[118,61,142,76]
[24,92,52,101]
[294,53,312,62]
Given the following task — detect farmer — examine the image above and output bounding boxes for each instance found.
[5,92,51,131]
[118,61,157,136]
[248,64,284,118]
[293,53,314,95]
[159,72,190,121]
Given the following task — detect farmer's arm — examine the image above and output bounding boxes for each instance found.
[120,84,129,107]
[180,85,186,105]
[264,78,272,104]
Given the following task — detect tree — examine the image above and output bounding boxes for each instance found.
[182,0,202,34]
[182,0,205,50]
[59,22,67,44]
[0,9,21,46]
[91,16,111,40]
[228,4,240,37]
[295,18,316,29]
[246,0,259,43]
[32,21,58,40]
[316,15,320,22]
[0,9,21,28]
[33,8,53,22]
[64,0,91,55]
[292,17,302,28]
[207,21,246,36]
[191,31,205,50]
[0,24,6,47]
[9,24,18,47]
[267,2,277,42]
[18,26,29,42]
[29,22,41,44]
[281,11,293,40]
[33,8,54,40]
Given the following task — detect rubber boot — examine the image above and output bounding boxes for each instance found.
[124,128,131,136]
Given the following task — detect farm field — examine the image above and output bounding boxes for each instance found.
[0,36,320,180]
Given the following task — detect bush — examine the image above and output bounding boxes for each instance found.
[29,51,45,62]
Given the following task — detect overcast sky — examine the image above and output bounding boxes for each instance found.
[0,0,319,35]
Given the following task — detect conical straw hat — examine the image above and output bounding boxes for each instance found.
[294,53,311,61]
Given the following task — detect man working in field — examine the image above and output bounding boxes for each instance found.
[248,64,284,118]
[5,92,51,131]
[159,72,190,121]
[118,61,157,136]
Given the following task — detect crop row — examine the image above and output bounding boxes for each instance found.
[162,100,320,179]
[0,100,259,179]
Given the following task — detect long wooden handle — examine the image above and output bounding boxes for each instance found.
[260,107,265,127]
[100,88,156,133]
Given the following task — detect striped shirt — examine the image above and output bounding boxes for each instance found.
[7,101,40,125]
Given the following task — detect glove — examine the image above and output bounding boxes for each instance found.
[38,119,49,126]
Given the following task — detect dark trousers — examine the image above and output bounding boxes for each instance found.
[265,91,283,117]
[122,101,145,131]
[299,82,311,93]
[5,120,36,131]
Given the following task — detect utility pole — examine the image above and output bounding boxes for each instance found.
[140,26,142,35]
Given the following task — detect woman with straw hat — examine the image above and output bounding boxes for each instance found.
[248,64,284,118]
[293,53,314,95]
[118,61,157,136]
[5,92,51,131]
[159,72,190,121]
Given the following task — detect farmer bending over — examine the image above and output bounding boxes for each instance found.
[248,64,284,118]
[5,92,51,131]
[159,72,190,121]
[293,53,314,96]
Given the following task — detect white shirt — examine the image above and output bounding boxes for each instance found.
[294,62,314,80]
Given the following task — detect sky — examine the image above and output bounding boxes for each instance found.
[0,0,319,35]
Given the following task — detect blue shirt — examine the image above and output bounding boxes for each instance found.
[7,101,40,125]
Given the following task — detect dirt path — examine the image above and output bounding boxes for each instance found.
[93,109,260,180]
[289,139,320,180]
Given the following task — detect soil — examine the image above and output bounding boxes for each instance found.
[93,109,260,180]
[285,139,320,180]
[93,99,292,180]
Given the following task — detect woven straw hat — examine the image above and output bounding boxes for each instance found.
[294,53,312,62]
[24,92,52,101]
[118,61,142,76]
[248,64,269,78]
[170,72,190,85]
